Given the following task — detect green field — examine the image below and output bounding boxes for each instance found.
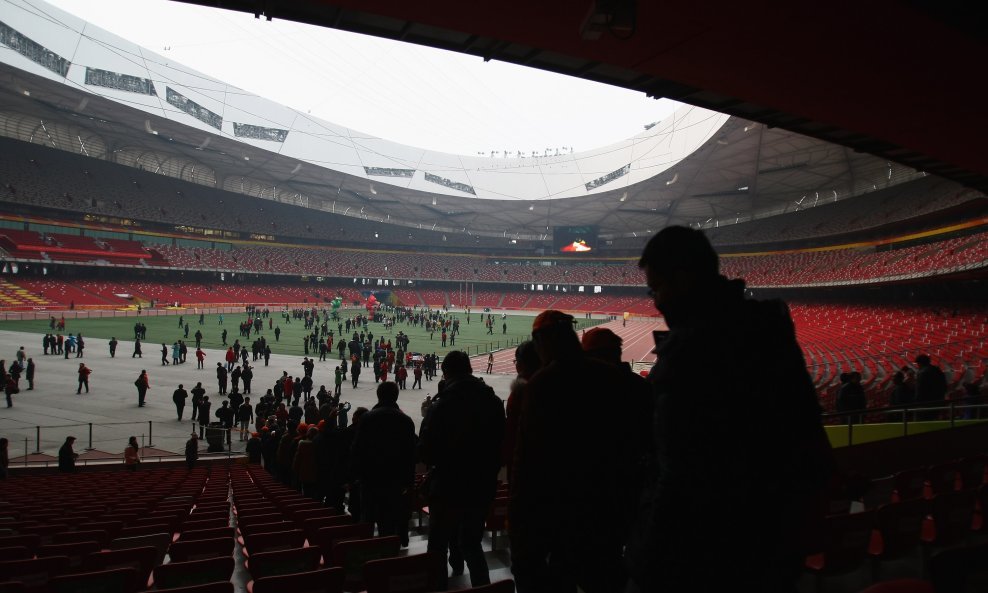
[0,311,603,358]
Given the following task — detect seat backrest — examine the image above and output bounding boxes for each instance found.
[0,546,30,561]
[167,536,235,562]
[247,546,322,580]
[243,529,305,556]
[314,523,375,563]
[236,513,283,529]
[118,523,172,539]
[929,489,977,546]
[930,540,988,593]
[289,508,339,523]
[893,468,928,501]
[329,536,401,591]
[183,518,230,532]
[484,497,509,530]
[302,515,354,544]
[179,527,235,542]
[363,552,441,593]
[0,535,40,554]
[874,499,928,559]
[83,546,158,588]
[0,556,70,590]
[110,532,172,566]
[76,521,124,540]
[37,541,101,567]
[48,567,139,593]
[857,579,935,593]
[240,521,295,539]
[251,567,345,593]
[817,511,876,574]
[190,511,231,523]
[145,581,234,593]
[459,580,516,593]
[52,529,109,548]
[153,556,235,590]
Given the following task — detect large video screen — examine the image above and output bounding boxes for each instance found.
[553,225,598,254]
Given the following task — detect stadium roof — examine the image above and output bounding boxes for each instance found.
[170,0,988,194]
[0,0,975,240]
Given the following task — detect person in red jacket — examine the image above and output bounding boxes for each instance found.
[395,364,408,390]
[195,347,206,369]
[76,363,91,394]
[225,347,236,371]
[135,370,149,407]
[379,360,389,383]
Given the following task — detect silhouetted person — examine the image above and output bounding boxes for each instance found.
[420,351,505,589]
[509,310,631,593]
[351,382,416,546]
[915,354,947,420]
[626,226,834,593]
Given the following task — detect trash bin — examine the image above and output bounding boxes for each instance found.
[205,423,226,452]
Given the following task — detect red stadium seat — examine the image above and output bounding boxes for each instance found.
[47,568,139,593]
[328,536,401,592]
[153,557,235,590]
[250,568,345,593]
[362,552,442,593]
[168,537,235,562]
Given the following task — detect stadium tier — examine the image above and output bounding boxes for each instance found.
[0,226,985,288]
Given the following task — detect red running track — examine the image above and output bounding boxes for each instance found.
[472,318,668,375]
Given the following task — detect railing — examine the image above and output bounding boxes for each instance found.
[821,396,988,447]
[7,420,249,468]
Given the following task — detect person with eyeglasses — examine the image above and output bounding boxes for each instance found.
[626,226,834,593]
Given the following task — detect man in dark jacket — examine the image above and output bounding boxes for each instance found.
[420,351,505,589]
[172,384,189,421]
[509,311,631,593]
[215,400,234,445]
[627,226,834,593]
[216,363,228,395]
[351,382,416,545]
[915,354,947,420]
[58,436,78,472]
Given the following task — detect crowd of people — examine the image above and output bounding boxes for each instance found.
[16,227,979,591]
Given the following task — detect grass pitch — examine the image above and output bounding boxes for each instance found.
[0,310,601,359]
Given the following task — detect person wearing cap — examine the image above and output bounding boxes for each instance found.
[627,226,834,593]
[58,436,78,472]
[420,350,505,589]
[509,309,631,593]
[245,431,262,464]
[351,382,416,546]
[581,327,656,533]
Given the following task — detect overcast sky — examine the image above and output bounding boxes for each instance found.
[44,0,680,157]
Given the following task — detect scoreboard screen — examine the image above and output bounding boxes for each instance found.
[553,225,598,254]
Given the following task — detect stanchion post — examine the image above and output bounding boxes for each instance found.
[86,423,93,451]
[34,426,41,454]
[148,421,154,448]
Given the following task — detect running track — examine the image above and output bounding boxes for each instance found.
[472,318,667,374]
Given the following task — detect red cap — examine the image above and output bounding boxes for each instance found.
[581,327,623,352]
